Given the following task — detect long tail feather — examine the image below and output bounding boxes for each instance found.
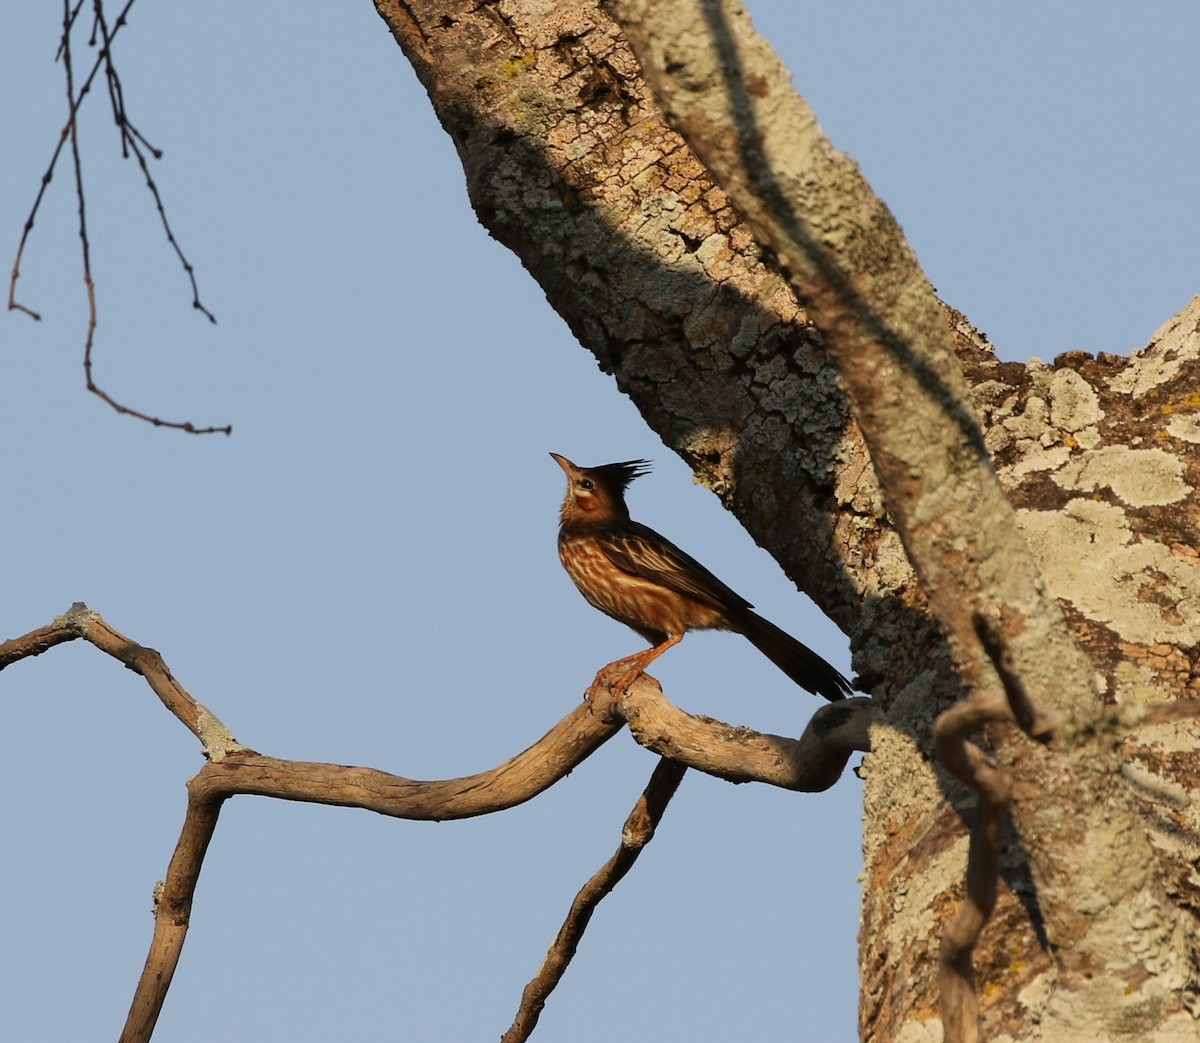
[735,609,852,701]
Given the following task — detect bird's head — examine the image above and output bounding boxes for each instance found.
[550,453,651,525]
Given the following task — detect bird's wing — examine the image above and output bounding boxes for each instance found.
[595,521,753,612]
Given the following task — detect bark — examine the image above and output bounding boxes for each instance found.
[372,0,1200,1039]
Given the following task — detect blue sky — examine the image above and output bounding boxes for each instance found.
[2,2,1198,1040]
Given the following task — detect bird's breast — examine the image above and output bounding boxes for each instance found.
[557,531,727,636]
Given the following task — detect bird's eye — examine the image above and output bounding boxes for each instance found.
[580,478,594,491]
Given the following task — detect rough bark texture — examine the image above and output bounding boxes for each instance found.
[373,1,1200,1039]
[608,0,1094,721]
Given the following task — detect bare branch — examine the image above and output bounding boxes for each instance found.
[119,788,221,1043]
[3,604,872,798]
[9,0,231,435]
[502,758,688,1043]
[84,613,248,756]
[2,605,870,1037]
[614,674,874,791]
[5,602,1195,1037]
[91,0,216,325]
[0,608,84,666]
[8,0,123,321]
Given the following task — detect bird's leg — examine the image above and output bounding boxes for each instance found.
[586,632,683,700]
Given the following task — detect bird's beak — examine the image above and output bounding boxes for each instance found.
[549,452,575,475]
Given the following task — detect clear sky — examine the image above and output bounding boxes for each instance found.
[2,3,1197,1041]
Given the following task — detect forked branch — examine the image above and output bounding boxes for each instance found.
[0,604,871,1043]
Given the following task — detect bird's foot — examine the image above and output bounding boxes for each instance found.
[584,660,646,701]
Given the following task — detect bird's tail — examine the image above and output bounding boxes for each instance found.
[734,609,852,701]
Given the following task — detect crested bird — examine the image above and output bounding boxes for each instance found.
[551,453,851,701]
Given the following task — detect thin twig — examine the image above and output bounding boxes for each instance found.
[502,757,688,1043]
[11,0,231,434]
[92,0,215,324]
[9,0,132,319]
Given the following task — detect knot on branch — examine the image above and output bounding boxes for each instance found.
[55,600,99,637]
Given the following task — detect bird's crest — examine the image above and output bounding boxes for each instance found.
[591,459,651,495]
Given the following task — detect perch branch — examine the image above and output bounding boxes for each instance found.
[614,675,874,791]
[1,605,873,1043]
[2,605,873,801]
[502,757,688,1043]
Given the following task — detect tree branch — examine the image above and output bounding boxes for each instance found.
[616,676,874,791]
[502,757,688,1043]
[603,0,1095,716]
[119,788,221,1043]
[1,604,872,1040]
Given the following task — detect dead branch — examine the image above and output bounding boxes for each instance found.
[1,603,871,1041]
[2,604,874,800]
[119,789,221,1043]
[502,757,688,1043]
[615,676,875,791]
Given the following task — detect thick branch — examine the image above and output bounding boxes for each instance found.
[604,0,1095,714]
[371,0,872,648]
[2,606,871,808]
[178,681,873,814]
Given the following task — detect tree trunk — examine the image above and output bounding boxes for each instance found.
[372,0,1200,1038]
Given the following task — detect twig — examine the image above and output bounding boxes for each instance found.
[10,0,231,435]
[501,757,688,1043]
[92,0,216,325]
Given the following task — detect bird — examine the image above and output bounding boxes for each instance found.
[550,453,852,701]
